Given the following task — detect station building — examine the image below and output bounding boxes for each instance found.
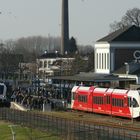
[94,25,140,88]
[37,25,140,101]
[51,25,140,92]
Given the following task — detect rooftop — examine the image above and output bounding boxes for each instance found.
[97,25,140,42]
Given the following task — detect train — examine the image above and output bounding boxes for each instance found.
[0,83,10,107]
[71,86,140,118]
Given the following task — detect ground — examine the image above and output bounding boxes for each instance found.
[0,121,61,140]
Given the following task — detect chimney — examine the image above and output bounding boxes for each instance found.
[61,0,69,55]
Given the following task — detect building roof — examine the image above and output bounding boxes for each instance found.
[39,52,63,59]
[50,72,135,82]
[97,25,140,42]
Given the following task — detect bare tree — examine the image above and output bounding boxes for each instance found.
[78,45,94,56]
[110,7,140,32]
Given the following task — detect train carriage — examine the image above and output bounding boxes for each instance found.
[0,83,7,100]
[71,86,140,118]
[71,86,89,111]
[0,83,10,107]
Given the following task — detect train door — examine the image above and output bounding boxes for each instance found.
[123,95,129,116]
[111,94,127,117]
[104,88,113,115]
[71,86,79,109]
[92,92,105,114]
[104,93,112,115]
[92,88,109,114]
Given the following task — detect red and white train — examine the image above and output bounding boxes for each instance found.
[71,86,140,118]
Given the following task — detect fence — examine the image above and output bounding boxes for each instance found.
[0,108,140,140]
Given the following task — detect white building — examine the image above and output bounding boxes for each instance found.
[37,51,74,80]
[94,25,140,85]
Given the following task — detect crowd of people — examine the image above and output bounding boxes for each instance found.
[11,88,49,110]
[10,86,70,110]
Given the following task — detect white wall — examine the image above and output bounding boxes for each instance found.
[94,42,110,74]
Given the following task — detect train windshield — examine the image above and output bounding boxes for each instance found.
[128,97,139,107]
[132,98,139,107]
[0,85,4,95]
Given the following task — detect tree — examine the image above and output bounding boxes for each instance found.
[87,51,94,72]
[110,8,140,32]
[71,53,88,75]
[68,37,78,54]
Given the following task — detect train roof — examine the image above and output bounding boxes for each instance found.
[73,86,133,95]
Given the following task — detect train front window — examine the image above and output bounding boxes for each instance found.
[0,85,4,95]
[128,97,139,108]
[132,98,139,107]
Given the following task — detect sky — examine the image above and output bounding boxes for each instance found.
[0,0,140,45]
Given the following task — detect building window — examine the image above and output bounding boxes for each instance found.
[102,53,103,69]
[105,53,106,69]
[99,53,101,69]
[48,60,52,68]
[44,61,47,68]
[96,53,98,69]
[107,53,109,69]
[39,61,43,68]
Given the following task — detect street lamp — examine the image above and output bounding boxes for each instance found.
[124,62,129,88]
[124,62,129,75]
[36,59,40,96]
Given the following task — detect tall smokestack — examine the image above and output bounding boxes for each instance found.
[61,0,69,55]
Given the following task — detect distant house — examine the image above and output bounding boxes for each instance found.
[94,25,140,74]
[37,51,74,80]
[19,62,36,79]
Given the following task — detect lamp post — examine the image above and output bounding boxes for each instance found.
[36,59,40,96]
[65,51,68,76]
[124,62,129,88]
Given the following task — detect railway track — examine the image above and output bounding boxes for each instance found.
[54,109,140,132]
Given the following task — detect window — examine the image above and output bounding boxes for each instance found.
[78,95,87,103]
[0,85,4,95]
[72,92,76,100]
[107,53,109,69]
[128,97,131,107]
[99,53,101,69]
[112,98,124,107]
[128,97,139,107]
[39,61,43,68]
[96,53,98,69]
[104,53,106,69]
[102,53,103,69]
[48,60,52,67]
[44,61,47,68]
[133,98,139,107]
[93,96,103,104]
[106,96,110,104]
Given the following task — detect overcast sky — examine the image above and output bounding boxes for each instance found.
[0,0,140,45]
